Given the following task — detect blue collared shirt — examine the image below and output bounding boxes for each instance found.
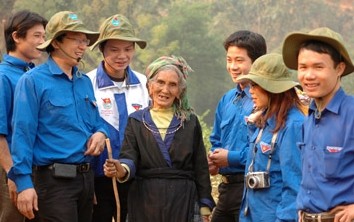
[297,88,354,213]
[0,54,34,146]
[210,85,254,174]
[8,56,107,192]
[240,107,303,222]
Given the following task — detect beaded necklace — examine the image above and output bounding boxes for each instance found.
[142,109,183,135]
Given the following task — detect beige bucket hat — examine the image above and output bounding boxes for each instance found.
[237,53,298,93]
[37,11,99,50]
[282,27,354,76]
[90,14,146,50]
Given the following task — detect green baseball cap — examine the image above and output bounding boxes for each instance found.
[282,27,354,76]
[90,14,147,50]
[237,53,299,93]
[37,11,99,50]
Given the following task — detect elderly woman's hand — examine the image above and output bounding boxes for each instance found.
[103,159,127,179]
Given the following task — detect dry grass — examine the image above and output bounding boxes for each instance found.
[211,174,221,203]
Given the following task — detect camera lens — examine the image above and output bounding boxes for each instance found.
[247,176,259,189]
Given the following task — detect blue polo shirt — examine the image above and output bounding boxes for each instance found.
[297,88,354,213]
[210,85,254,174]
[0,54,34,146]
[8,56,107,192]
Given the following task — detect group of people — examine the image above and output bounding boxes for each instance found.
[208,27,354,222]
[0,9,354,222]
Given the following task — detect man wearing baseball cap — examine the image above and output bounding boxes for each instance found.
[87,14,149,222]
[7,11,107,221]
[282,27,354,222]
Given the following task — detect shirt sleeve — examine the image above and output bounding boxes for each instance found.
[0,75,11,135]
[8,75,39,192]
[276,120,303,221]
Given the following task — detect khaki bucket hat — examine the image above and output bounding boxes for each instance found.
[90,14,147,50]
[282,27,354,76]
[237,53,298,93]
[37,11,99,50]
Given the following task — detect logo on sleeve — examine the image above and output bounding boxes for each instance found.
[132,103,142,111]
[326,146,343,153]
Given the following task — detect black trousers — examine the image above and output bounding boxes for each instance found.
[33,167,94,222]
[92,177,131,222]
[211,180,244,222]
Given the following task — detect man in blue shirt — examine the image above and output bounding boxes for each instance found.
[0,10,47,222]
[208,31,266,222]
[7,11,107,222]
[283,27,354,222]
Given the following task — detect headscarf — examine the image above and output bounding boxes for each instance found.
[145,55,194,121]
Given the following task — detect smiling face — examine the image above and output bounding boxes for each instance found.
[54,32,89,66]
[12,24,46,62]
[226,46,253,83]
[148,69,181,109]
[102,39,135,78]
[297,48,344,106]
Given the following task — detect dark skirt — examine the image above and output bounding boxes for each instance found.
[127,177,199,222]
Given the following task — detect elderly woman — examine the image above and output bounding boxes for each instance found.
[104,55,215,222]
[237,53,305,222]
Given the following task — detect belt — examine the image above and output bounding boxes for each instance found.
[221,174,244,184]
[302,211,334,222]
[33,163,91,173]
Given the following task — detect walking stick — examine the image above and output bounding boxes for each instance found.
[105,138,121,222]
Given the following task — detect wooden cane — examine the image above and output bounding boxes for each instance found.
[105,138,121,222]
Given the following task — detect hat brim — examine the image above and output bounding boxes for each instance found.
[90,37,147,50]
[282,32,354,76]
[37,30,99,51]
[237,74,299,94]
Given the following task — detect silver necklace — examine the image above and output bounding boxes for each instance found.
[142,111,183,135]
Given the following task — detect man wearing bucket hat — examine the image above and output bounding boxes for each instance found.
[87,14,149,222]
[236,53,304,222]
[282,27,354,222]
[7,11,108,221]
[208,30,266,222]
[0,10,47,222]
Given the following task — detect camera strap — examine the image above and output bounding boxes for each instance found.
[248,128,278,173]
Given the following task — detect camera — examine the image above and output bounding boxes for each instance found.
[245,171,270,189]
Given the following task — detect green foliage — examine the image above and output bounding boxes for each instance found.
[197,110,212,152]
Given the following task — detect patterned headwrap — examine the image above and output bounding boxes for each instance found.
[145,55,194,121]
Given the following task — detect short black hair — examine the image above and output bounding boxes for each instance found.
[4,10,47,53]
[223,30,267,62]
[299,40,342,68]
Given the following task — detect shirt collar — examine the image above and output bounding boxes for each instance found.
[47,56,79,77]
[96,61,141,89]
[2,54,35,71]
[235,84,251,98]
[308,87,345,116]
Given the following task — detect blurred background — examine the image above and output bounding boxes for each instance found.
[1,0,354,139]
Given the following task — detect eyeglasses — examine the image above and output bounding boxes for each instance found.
[65,37,90,46]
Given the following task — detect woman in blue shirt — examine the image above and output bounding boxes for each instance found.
[237,53,305,222]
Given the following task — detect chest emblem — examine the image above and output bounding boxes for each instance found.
[260,141,271,153]
[102,98,112,109]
